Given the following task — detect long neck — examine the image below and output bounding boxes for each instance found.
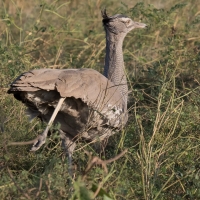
[104,31,128,111]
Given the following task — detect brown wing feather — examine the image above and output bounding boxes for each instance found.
[8,68,128,128]
[8,68,124,111]
[8,68,128,141]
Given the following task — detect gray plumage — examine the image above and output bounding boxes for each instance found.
[7,10,146,160]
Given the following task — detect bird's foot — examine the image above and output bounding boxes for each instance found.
[30,134,46,151]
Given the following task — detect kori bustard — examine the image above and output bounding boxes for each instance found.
[8,10,146,162]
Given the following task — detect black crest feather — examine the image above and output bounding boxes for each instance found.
[101,9,110,24]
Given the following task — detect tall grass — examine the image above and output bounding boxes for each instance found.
[0,0,200,199]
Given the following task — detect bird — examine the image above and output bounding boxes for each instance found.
[7,10,146,164]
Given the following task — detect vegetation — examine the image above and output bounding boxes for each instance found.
[0,0,199,199]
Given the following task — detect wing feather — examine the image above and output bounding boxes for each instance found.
[8,68,128,128]
[8,68,124,110]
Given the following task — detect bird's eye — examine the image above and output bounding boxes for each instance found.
[126,20,131,25]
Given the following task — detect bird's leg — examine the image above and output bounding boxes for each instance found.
[30,97,66,151]
[60,130,76,178]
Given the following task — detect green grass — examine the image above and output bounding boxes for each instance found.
[0,0,200,199]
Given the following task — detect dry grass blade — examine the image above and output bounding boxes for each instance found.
[83,149,127,177]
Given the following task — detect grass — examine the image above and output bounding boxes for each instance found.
[0,0,200,199]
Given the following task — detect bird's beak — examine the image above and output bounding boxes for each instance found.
[132,22,147,29]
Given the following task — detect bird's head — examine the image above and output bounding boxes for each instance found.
[102,9,147,35]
